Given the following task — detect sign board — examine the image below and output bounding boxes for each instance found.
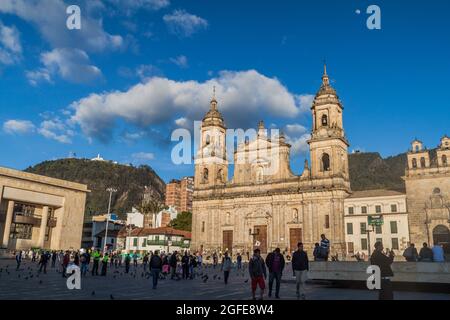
[368,215,384,226]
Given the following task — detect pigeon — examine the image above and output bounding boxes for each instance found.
[39,280,43,285]
[218,277,221,280]
[213,275,217,280]
[244,279,249,283]
[91,291,95,296]
[25,277,28,280]
[110,294,114,300]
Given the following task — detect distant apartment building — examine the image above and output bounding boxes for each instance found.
[165,177,193,212]
[344,189,410,258]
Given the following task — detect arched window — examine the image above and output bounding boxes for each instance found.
[420,157,426,168]
[256,166,264,183]
[322,153,330,172]
[217,168,223,182]
[205,135,211,145]
[415,145,419,152]
[226,212,231,225]
[321,114,328,126]
[203,168,209,183]
[442,155,448,166]
[292,209,299,222]
[412,158,417,169]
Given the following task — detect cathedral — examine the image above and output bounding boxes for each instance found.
[191,66,351,256]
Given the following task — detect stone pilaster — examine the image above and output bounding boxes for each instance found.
[38,206,49,248]
[2,200,14,248]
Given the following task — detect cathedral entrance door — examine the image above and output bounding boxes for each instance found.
[433,225,450,254]
[289,228,302,253]
[254,225,268,254]
[223,230,233,254]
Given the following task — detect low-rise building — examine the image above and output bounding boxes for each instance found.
[0,166,89,251]
[125,227,191,254]
[90,214,125,251]
[344,189,410,258]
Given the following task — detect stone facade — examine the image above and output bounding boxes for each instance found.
[0,166,89,250]
[404,136,450,249]
[192,67,351,256]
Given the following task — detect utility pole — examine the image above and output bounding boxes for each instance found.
[103,187,117,254]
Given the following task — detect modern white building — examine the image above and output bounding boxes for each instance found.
[344,189,410,258]
[124,227,191,254]
[126,208,144,228]
[90,214,125,251]
[154,206,178,228]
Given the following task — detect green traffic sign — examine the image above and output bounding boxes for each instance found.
[368,215,384,226]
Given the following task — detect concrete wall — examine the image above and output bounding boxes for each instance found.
[309,261,450,284]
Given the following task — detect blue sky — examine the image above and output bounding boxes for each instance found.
[0,0,449,182]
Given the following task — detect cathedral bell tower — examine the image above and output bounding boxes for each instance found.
[194,89,228,189]
[308,65,349,180]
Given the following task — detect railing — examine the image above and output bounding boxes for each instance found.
[145,240,190,248]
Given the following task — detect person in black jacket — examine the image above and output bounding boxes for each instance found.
[169,251,180,280]
[370,241,395,300]
[150,250,163,289]
[418,243,433,262]
[181,251,190,279]
[265,248,285,299]
[291,242,309,299]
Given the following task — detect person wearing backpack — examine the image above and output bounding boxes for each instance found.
[150,250,163,289]
[403,243,418,262]
[221,252,232,285]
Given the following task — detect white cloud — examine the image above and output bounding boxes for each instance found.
[0,0,124,53]
[170,55,188,68]
[25,68,52,86]
[136,64,162,81]
[296,94,314,113]
[132,152,155,161]
[286,133,311,155]
[28,48,102,85]
[109,0,170,12]
[0,20,22,65]
[163,10,208,37]
[3,120,35,135]
[38,119,74,144]
[285,123,308,135]
[68,70,310,142]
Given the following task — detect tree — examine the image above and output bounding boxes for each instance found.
[169,211,192,231]
[137,198,167,228]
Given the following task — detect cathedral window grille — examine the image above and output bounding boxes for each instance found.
[321,153,331,172]
[321,114,328,126]
[442,155,448,166]
[412,158,417,169]
[420,157,426,168]
[203,168,209,183]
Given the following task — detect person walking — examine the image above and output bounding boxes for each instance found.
[249,248,267,300]
[432,243,445,262]
[91,250,100,276]
[169,251,179,280]
[15,251,22,271]
[80,251,89,276]
[143,254,149,272]
[370,241,395,300]
[197,253,203,271]
[38,251,49,274]
[150,250,163,289]
[313,243,322,261]
[189,254,197,279]
[182,252,190,279]
[133,252,138,269]
[125,253,131,273]
[236,253,242,270]
[74,252,80,266]
[221,252,232,285]
[51,251,57,268]
[101,253,109,276]
[403,243,418,262]
[419,243,433,262]
[320,234,330,261]
[292,242,309,299]
[212,252,218,269]
[265,248,285,299]
[62,251,70,278]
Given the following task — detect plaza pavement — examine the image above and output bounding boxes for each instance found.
[0,259,449,300]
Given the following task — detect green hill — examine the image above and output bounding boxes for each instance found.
[348,152,407,192]
[25,158,166,218]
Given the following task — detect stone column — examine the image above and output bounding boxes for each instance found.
[2,200,15,248]
[38,206,49,248]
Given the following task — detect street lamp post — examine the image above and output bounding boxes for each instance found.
[103,187,117,254]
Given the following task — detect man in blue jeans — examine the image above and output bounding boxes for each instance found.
[150,250,163,289]
[265,248,285,299]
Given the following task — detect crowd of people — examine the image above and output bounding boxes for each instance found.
[9,233,448,301]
